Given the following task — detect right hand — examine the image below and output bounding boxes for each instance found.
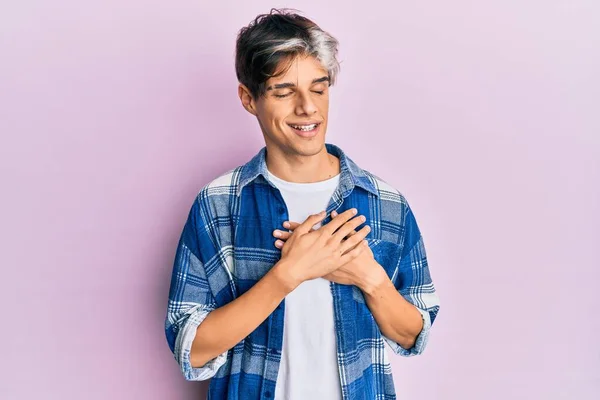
[276,208,371,288]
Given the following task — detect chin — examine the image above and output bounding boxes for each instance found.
[291,138,325,156]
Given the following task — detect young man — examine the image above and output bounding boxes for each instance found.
[165,9,440,400]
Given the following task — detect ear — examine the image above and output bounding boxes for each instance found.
[238,84,257,116]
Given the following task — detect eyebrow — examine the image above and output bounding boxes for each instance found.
[266,76,330,91]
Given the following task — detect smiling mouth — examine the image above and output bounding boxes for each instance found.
[287,122,321,132]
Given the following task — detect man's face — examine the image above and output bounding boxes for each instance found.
[242,55,330,157]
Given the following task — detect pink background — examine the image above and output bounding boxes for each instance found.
[1,1,598,399]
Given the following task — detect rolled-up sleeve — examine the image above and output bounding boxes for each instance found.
[383,201,441,357]
[171,302,227,381]
[165,198,228,380]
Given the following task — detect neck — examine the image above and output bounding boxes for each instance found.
[265,144,340,183]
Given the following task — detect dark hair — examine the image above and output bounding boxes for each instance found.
[235,8,340,99]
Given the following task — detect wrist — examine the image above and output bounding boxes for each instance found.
[358,261,389,296]
[271,260,302,294]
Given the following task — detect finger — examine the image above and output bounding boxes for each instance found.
[331,210,358,239]
[346,229,357,238]
[340,230,358,243]
[273,229,292,240]
[331,215,366,243]
[320,208,358,236]
[294,211,327,236]
[274,239,284,248]
[339,225,371,254]
[283,221,301,230]
[340,240,369,263]
[331,212,358,239]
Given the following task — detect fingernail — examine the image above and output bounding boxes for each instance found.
[352,208,358,215]
[274,230,281,237]
[360,215,366,222]
[275,240,282,247]
[283,221,290,228]
[365,225,371,232]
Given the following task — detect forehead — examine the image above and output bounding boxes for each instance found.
[268,55,328,85]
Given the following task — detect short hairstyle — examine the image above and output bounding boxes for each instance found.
[235,8,341,99]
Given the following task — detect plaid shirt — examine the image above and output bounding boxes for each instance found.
[165,143,440,399]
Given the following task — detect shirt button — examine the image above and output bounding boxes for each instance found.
[277,206,285,214]
[265,391,272,398]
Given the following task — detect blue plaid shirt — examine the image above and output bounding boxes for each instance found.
[165,143,440,399]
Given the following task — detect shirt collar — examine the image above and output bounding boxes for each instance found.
[236,142,379,197]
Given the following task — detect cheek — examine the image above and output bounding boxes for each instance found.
[271,117,287,133]
[272,112,291,129]
[316,96,329,112]
[261,104,289,127]
[258,110,281,130]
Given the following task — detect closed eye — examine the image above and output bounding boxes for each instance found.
[274,90,325,98]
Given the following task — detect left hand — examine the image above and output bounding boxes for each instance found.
[273,210,383,288]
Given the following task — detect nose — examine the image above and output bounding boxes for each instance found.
[294,91,318,116]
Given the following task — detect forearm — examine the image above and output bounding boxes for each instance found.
[190,261,296,367]
[360,264,424,350]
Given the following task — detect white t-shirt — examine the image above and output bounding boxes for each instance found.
[267,168,343,400]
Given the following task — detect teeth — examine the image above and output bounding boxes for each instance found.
[290,123,318,131]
